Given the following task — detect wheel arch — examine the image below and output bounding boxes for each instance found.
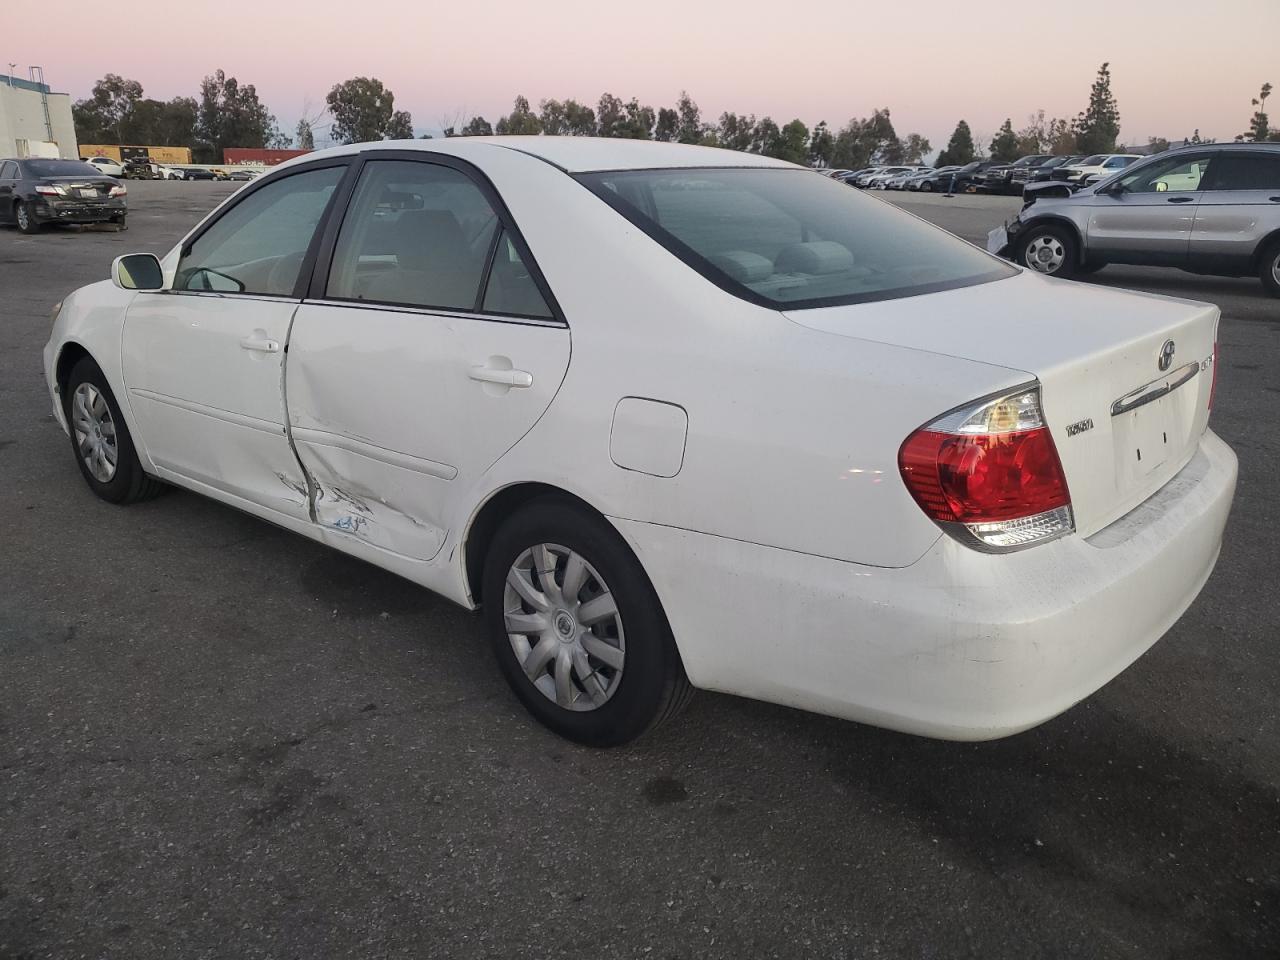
[462,481,614,607]
[1252,227,1280,269]
[1019,214,1087,264]
[55,340,94,398]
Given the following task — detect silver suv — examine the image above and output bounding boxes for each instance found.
[989,143,1280,297]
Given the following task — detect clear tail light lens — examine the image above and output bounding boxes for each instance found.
[34,184,66,196]
[109,185,127,197]
[899,385,1074,552]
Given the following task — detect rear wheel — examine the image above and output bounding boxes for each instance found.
[112,215,128,232]
[1015,223,1079,279]
[63,357,165,504]
[1260,240,1280,298]
[481,498,692,746]
[15,201,39,234]
[919,181,934,192]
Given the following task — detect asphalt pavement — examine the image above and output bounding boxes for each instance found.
[1,180,1277,960]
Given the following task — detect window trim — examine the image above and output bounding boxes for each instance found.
[574,166,1016,311]
[172,157,355,301]
[307,150,566,327]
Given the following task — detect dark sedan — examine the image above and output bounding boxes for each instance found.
[179,167,217,181]
[0,158,127,234]
[978,155,1051,194]
[915,160,1001,193]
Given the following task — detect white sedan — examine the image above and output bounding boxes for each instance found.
[43,138,1237,746]
[84,156,125,178]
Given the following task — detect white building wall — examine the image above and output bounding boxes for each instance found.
[0,84,79,159]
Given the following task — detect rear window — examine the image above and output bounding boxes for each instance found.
[23,159,99,178]
[577,167,1014,309]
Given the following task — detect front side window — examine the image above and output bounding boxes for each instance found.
[1205,153,1280,191]
[1118,154,1213,193]
[326,160,500,311]
[578,167,1014,309]
[176,166,343,296]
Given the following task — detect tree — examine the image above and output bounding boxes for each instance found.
[1073,62,1121,154]
[296,118,316,150]
[596,94,654,139]
[675,91,702,144]
[898,133,932,164]
[808,120,834,167]
[828,109,899,169]
[1147,136,1171,154]
[495,95,542,135]
[1237,82,1278,142]
[1047,118,1075,154]
[935,120,976,166]
[326,77,403,144]
[119,96,198,147]
[460,116,494,136]
[196,70,280,160]
[716,112,757,153]
[386,110,414,139]
[654,107,678,142]
[72,74,144,143]
[989,118,1019,161]
[760,119,809,164]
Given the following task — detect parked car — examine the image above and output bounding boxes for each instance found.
[1051,153,1142,183]
[989,142,1280,296]
[83,156,125,178]
[121,158,159,180]
[915,160,1000,193]
[882,167,934,190]
[978,155,1051,194]
[179,167,217,181]
[0,157,127,233]
[226,168,262,181]
[43,137,1237,746]
[863,166,922,189]
[906,165,957,189]
[1011,155,1082,188]
[834,167,877,185]
[156,165,184,180]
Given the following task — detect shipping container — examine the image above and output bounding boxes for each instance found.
[79,144,193,164]
[223,148,312,166]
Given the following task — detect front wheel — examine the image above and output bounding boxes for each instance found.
[63,357,165,504]
[481,499,693,746]
[15,201,39,234]
[1014,223,1080,279]
[919,181,934,192]
[1260,240,1280,299]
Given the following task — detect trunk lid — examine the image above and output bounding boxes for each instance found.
[784,270,1217,538]
[45,177,117,201]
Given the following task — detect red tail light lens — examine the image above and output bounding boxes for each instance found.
[899,386,1074,551]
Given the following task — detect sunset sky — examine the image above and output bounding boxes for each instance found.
[11,0,1278,151]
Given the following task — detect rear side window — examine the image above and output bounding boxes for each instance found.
[0,161,16,179]
[326,160,501,312]
[482,231,554,319]
[577,167,1014,309]
[176,166,343,296]
[1206,153,1280,190]
[22,159,98,177]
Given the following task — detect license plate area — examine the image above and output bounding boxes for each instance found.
[78,188,99,199]
[1113,395,1172,485]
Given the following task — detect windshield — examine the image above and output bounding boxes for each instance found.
[577,167,1014,310]
[23,159,101,178]
[1079,155,1105,166]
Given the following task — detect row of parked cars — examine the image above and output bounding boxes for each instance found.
[82,157,262,181]
[821,154,1144,195]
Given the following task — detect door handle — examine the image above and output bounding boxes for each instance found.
[1166,196,1195,204]
[239,335,280,353]
[1270,197,1280,202]
[469,364,533,388]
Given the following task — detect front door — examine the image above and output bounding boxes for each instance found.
[285,156,571,561]
[1086,152,1215,265]
[121,163,347,519]
[1190,150,1280,269]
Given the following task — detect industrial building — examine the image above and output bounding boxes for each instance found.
[0,70,78,160]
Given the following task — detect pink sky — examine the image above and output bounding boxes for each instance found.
[12,0,1279,149]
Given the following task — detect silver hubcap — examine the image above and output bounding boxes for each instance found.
[16,205,29,229]
[1024,234,1066,274]
[504,543,625,712]
[1272,252,1280,287]
[71,383,118,482]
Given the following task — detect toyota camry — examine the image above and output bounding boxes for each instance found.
[43,138,1237,745]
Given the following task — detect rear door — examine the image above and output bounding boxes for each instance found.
[121,162,348,519]
[1086,151,1215,265]
[0,161,16,219]
[1189,150,1280,269]
[285,153,570,561]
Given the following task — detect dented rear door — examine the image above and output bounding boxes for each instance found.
[284,302,569,561]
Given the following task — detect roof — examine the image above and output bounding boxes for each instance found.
[296,136,797,174]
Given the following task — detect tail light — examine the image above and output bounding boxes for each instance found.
[34,185,66,196]
[109,185,127,198]
[899,385,1073,552]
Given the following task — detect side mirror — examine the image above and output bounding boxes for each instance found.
[111,253,164,291]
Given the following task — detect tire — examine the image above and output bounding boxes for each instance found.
[112,216,128,232]
[15,201,39,234]
[63,357,165,504]
[920,181,934,192]
[1260,239,1280,298]
[1014,222,1079,279]
[481,498,693,746]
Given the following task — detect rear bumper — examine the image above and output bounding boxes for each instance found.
[33,199,126,224]
[615,430,1237,740]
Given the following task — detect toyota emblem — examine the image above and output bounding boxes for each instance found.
[1158,339,1176,372]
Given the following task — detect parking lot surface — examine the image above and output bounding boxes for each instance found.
[2,181,1277,959]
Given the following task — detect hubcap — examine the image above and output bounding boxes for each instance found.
[71,383,118,482]
[1272,252,1280,287]
[503,543,625,712]
[1024,234,1066,274]
[17,205,29,229]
